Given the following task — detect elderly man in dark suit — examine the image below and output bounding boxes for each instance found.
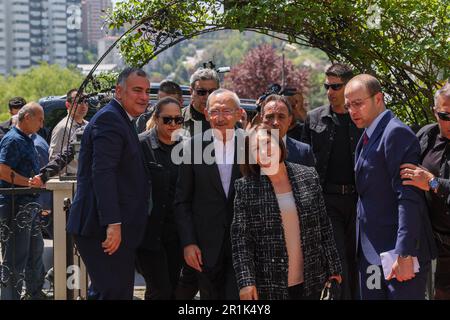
[347,74,436,300]
[175,88,244,300]
[261,94,315,167]
[67,68,151,300]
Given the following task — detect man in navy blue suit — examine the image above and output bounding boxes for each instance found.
[346,74,436,299]
[261,94,315,167]
[67,68,151,300]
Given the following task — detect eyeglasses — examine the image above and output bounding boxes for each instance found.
[437,112,450,121]
[344,94,376,111]
[324,83,345,91]
[208,109,236,117]
[195,88,216,96]
[161,116,184,125]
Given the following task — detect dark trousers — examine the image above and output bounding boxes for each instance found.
[323,193,358,299]
[175,264,199,300]
[358,249,430,300]
[288,283,321,300]
[434,236,450,300]
[197,240,239,300]
[73,235,136,300]
[135,239,183,300]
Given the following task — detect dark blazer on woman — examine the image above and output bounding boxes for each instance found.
[139,127,180,250]
[231,162,342,299]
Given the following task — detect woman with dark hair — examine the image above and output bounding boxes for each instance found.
[231,124,342,300]
[137,96,185,299]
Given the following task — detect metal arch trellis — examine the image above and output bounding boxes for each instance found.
[59,5,281,159]
[59,6,230,160]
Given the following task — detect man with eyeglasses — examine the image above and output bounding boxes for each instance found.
[399,82,450,299]
[301,63,362,299]
[346,74,436,300]
[135,79,184,134]
[175,89,243,300]
[175,68,220,299]
[48,89,89,176]
[181,68,219,137]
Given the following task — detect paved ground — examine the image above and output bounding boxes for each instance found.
[43,239,147,300]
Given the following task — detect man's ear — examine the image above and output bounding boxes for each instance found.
[115,84,122,100]
[375,92,384,106]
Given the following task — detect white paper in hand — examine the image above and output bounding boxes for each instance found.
[380,249,420,280]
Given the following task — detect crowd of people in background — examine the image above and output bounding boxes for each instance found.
[0,63,449,301]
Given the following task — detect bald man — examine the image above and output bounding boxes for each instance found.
[0,102,44,300]
[346,74,436,299]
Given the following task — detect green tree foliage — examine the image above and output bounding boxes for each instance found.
[0,63,84,121]
[106,0,449,126]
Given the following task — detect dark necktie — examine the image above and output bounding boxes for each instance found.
[363,132,369,146]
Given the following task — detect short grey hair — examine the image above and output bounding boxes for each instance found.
[189,68,220,89]
[206,89,240,110]
[434,82,450,108]
[117,67,148,87]
[17,102,42,122]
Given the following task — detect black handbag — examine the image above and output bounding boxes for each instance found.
[320,278,341,300]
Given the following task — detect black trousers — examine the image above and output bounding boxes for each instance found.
[135,239,183,300]
[434,236,450,300]
[323,193,358,300]
[196,239,239,300]
[74,235,136,300]
[175,263,199,299]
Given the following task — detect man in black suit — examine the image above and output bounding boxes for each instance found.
[175,88,243,300]
[301,64,362,299]
[261,94,315,167]
[67,68,151,299]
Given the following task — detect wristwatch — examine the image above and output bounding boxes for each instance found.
[428,177,439,192]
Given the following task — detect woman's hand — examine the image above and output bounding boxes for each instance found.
[239,286,258,300]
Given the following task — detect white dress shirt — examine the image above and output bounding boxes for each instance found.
[213,132,235,198]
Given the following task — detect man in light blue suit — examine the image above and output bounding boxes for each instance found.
[67,68,151,299]
[346,74,436,300]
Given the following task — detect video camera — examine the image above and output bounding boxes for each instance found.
[256,83,298,112]
[202,61,231,74]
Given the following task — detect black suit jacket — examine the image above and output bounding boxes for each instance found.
[67,99,150,249]
[174,129,244,268]
[285,136,315,167]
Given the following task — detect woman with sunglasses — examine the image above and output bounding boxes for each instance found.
[231,124,342,300]
[136,96,185,299]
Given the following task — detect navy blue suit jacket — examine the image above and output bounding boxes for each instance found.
[67,99,150,249]
[355,110,436,265]
[286,136,315,167]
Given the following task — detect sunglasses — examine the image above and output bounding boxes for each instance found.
[437,112,450,121]
[195,88,216,96]
[323,83,345,91]
[161,116,184,125]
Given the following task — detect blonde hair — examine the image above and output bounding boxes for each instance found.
[146,113,157,131]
